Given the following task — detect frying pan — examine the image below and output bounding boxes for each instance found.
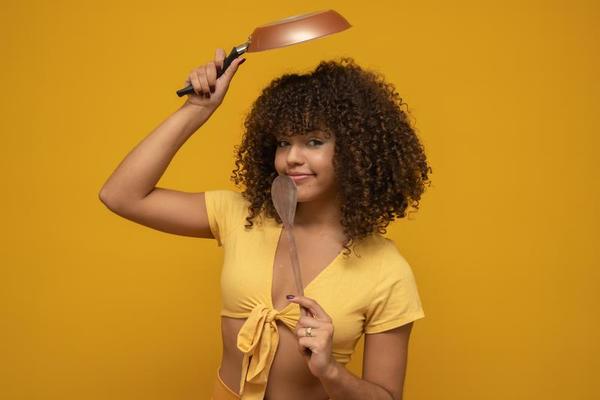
[176,9,351,97]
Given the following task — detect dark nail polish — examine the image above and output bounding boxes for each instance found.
[286,295,295,300]
[239,58,246,65]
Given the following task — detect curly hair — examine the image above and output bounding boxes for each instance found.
[231,57,432,255]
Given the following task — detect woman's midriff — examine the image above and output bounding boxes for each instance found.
[220,316,332,400]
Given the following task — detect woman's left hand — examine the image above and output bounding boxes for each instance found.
[287,295,337,379]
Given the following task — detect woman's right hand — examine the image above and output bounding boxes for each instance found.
[183,48,246,110]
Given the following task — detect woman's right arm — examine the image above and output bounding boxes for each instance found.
[98,49,245,238]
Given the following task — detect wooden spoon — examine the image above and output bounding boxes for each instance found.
[271,175,310,319]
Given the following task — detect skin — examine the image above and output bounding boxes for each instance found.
[220,131,414,399]
[273,130,343,227]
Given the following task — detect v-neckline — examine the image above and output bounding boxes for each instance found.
[268,222,344,313]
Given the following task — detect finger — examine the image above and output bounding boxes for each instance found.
[300,305,311,318]
[190,70,201,96]
[298,343,311,360]
[215,48,226,74]
[296,326,319,338]
[298,316,321,327]
[220,56,245,84]
[288,296,331,322]
[206,61,217,92]
[298,337,317,353]
[198,66,210,97]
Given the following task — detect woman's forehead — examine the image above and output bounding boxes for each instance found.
[275,129,332,138]
[271,109,331,136]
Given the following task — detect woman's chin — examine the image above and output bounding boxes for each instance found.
[296,191,316,203]
[296,189,328,204]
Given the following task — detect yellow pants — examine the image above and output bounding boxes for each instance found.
[211,369,240,400]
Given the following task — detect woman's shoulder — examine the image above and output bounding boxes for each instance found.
[355,234,415,277]
[355,233,400,256]
[204,189,251,214]
[203,190,254,246]
[203,189,251,225]
[204,189,247,204]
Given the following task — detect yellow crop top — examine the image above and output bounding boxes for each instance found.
[204,190,425,400]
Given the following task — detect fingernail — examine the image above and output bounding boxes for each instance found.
[239,58,246,65]
[286,295,295,300]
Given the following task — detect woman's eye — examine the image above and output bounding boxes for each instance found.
[276,139,323,147]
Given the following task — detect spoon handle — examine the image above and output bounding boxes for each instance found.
[285,226,304,296]
[285,225,313,357]
[285,226,312,319]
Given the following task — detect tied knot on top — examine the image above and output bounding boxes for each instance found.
[265,308,278,324]
[235,303,298,399]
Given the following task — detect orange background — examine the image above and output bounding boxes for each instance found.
[1,0,598,399]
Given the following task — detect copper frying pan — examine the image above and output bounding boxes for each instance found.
[176,9,351,97]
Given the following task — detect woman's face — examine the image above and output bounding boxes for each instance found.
[274,130,338,203]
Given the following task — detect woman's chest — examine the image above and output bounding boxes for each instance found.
[220,224,377,344]
[270,229,344,311]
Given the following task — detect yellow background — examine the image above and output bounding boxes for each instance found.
[1,0,598,399]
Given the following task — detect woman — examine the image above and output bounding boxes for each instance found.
[99,48,431,400]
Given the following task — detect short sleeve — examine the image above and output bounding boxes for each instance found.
[364,247,425,334]
[203,190,247,247]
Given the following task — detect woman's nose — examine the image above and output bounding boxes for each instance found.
[286,144,304,165]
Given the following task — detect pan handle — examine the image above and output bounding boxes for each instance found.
[176,44,248,97]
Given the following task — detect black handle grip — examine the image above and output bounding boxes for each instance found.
[176,46,242,97]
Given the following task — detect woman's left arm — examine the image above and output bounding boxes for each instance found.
[287,296,413,400]
[324,323,413,400]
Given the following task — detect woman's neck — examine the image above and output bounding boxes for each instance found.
[293,196,343,233]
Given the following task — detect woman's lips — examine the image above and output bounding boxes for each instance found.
[288,174,314,183]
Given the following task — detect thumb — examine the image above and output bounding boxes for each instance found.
[220,57,246,85]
